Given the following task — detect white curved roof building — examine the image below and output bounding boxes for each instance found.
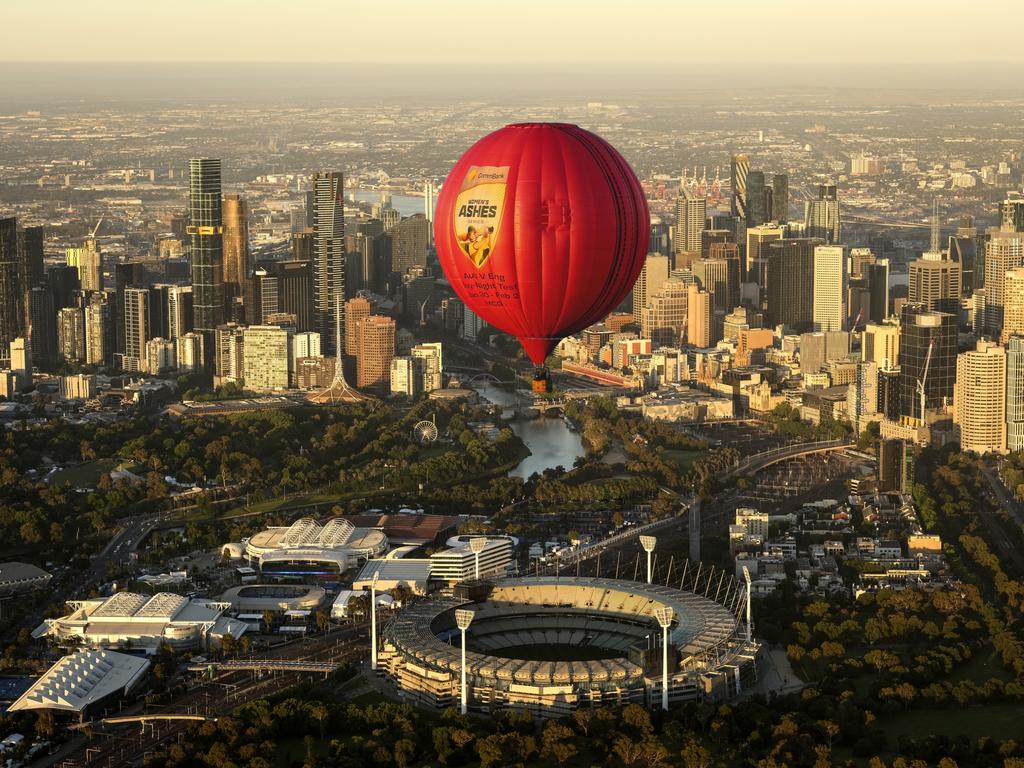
[8,649,150,714]
[32,592,247,652]
[240,517,388,579]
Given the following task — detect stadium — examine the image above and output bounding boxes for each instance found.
[379,574,758,717]
[232,517,388,580]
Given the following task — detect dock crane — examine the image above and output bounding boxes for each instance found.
[916,339,934,426]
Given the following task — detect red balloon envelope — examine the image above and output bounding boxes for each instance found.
[434,123,649,365]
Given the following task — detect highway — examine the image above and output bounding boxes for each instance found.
[978,462,1024,574]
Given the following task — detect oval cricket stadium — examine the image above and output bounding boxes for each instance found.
[380,573,759,717]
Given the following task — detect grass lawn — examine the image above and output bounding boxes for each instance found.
[946,645,1014,684]
[877,703,1023,743]
[47,458,121,487]
[662,449,704,474]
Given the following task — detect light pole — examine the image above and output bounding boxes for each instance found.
[455,609,474,715]
[370,573,380,671]
[469,537,487,580]
[742,566,753,644]
[640,535,656,584]
[655,606,674,711]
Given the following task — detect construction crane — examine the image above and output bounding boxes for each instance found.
[87,216,103,243]
[916,339,934,426]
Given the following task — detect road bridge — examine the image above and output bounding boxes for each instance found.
[721,439,855,481]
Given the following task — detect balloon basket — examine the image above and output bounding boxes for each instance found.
[531,367,552,394]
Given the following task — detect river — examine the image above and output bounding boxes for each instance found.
[472,383,586,479]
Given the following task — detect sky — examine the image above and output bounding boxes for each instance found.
[2,0,1020,65]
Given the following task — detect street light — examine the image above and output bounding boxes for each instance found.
[640,535,657,584]
[654,606,674,711]
[455,608,475,715]
[370,572,380,672]
[469,537,488,580]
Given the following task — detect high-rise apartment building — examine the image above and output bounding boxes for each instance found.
[222,193,250,302]
[122,287,151,372]
[312,171,345,354]
[812,245,847,333]
[1002,267,1024,343]
[909,253,961,315]
[189,159,224,359]
[214,323,246,386]
[84,293,112,366]
[804,185,841,244]
[412,342,443,393]
[57,306,86,363]
[954,340,1006,454]
[356,315,395,391]
[66,240,102,293]
[176,332,204,373]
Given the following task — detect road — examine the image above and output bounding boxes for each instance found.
[978,463,1024,573]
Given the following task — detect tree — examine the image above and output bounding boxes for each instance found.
[394,738,415,768]
[540,722,576,766]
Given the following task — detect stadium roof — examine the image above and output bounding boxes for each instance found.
[0,562,52,590]
[344,513,459,545]
[354,559,432,587]
[8,650,149,713]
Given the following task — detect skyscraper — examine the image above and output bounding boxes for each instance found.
[909,254,961,315]
[745,170,767,227]
[983,229,1024,336]
[771,174,789,222]
[122,286,151,372]
[862,321,900,370]
[390,215,430,275]
[898,304,956,422]
[766,239,817,331]
[745,224,784,294]
[686,283,712,347]
[424,180,436,246]
[804,185,841,244]
[642,277,689,347]
[312,171,345,354]
[66,240,103,293]
[356,315,395,390]
[675,191,706,256]
[0,218,20,367]
[222,193,250,303]
[18,226,43,333]
[189,158,224,363]
[84,293,112,366]
[243,325,293,392]
[344,296,372,357]
[632,254,670,325]
[954,340,1006,454]
[165,285,194,340]
[248,261,313,331]
[1007,337,1024,452]
[57,306,86,363]
[866,259,890,323]
[28,286,56,367]
[730,154,749,222]
[812,245,847,332]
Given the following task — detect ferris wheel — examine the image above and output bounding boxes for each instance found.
[413,420,438,444]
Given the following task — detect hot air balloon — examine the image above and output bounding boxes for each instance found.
[434,123,649,391]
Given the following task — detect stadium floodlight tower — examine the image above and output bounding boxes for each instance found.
[370,572,380,671]
[742,566,753,643]
[455,608,475,714]
[639,535,657,584]
[469,537,488,580]
[654,605,674,711]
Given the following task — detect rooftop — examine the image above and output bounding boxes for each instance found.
[8,649,149,713]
